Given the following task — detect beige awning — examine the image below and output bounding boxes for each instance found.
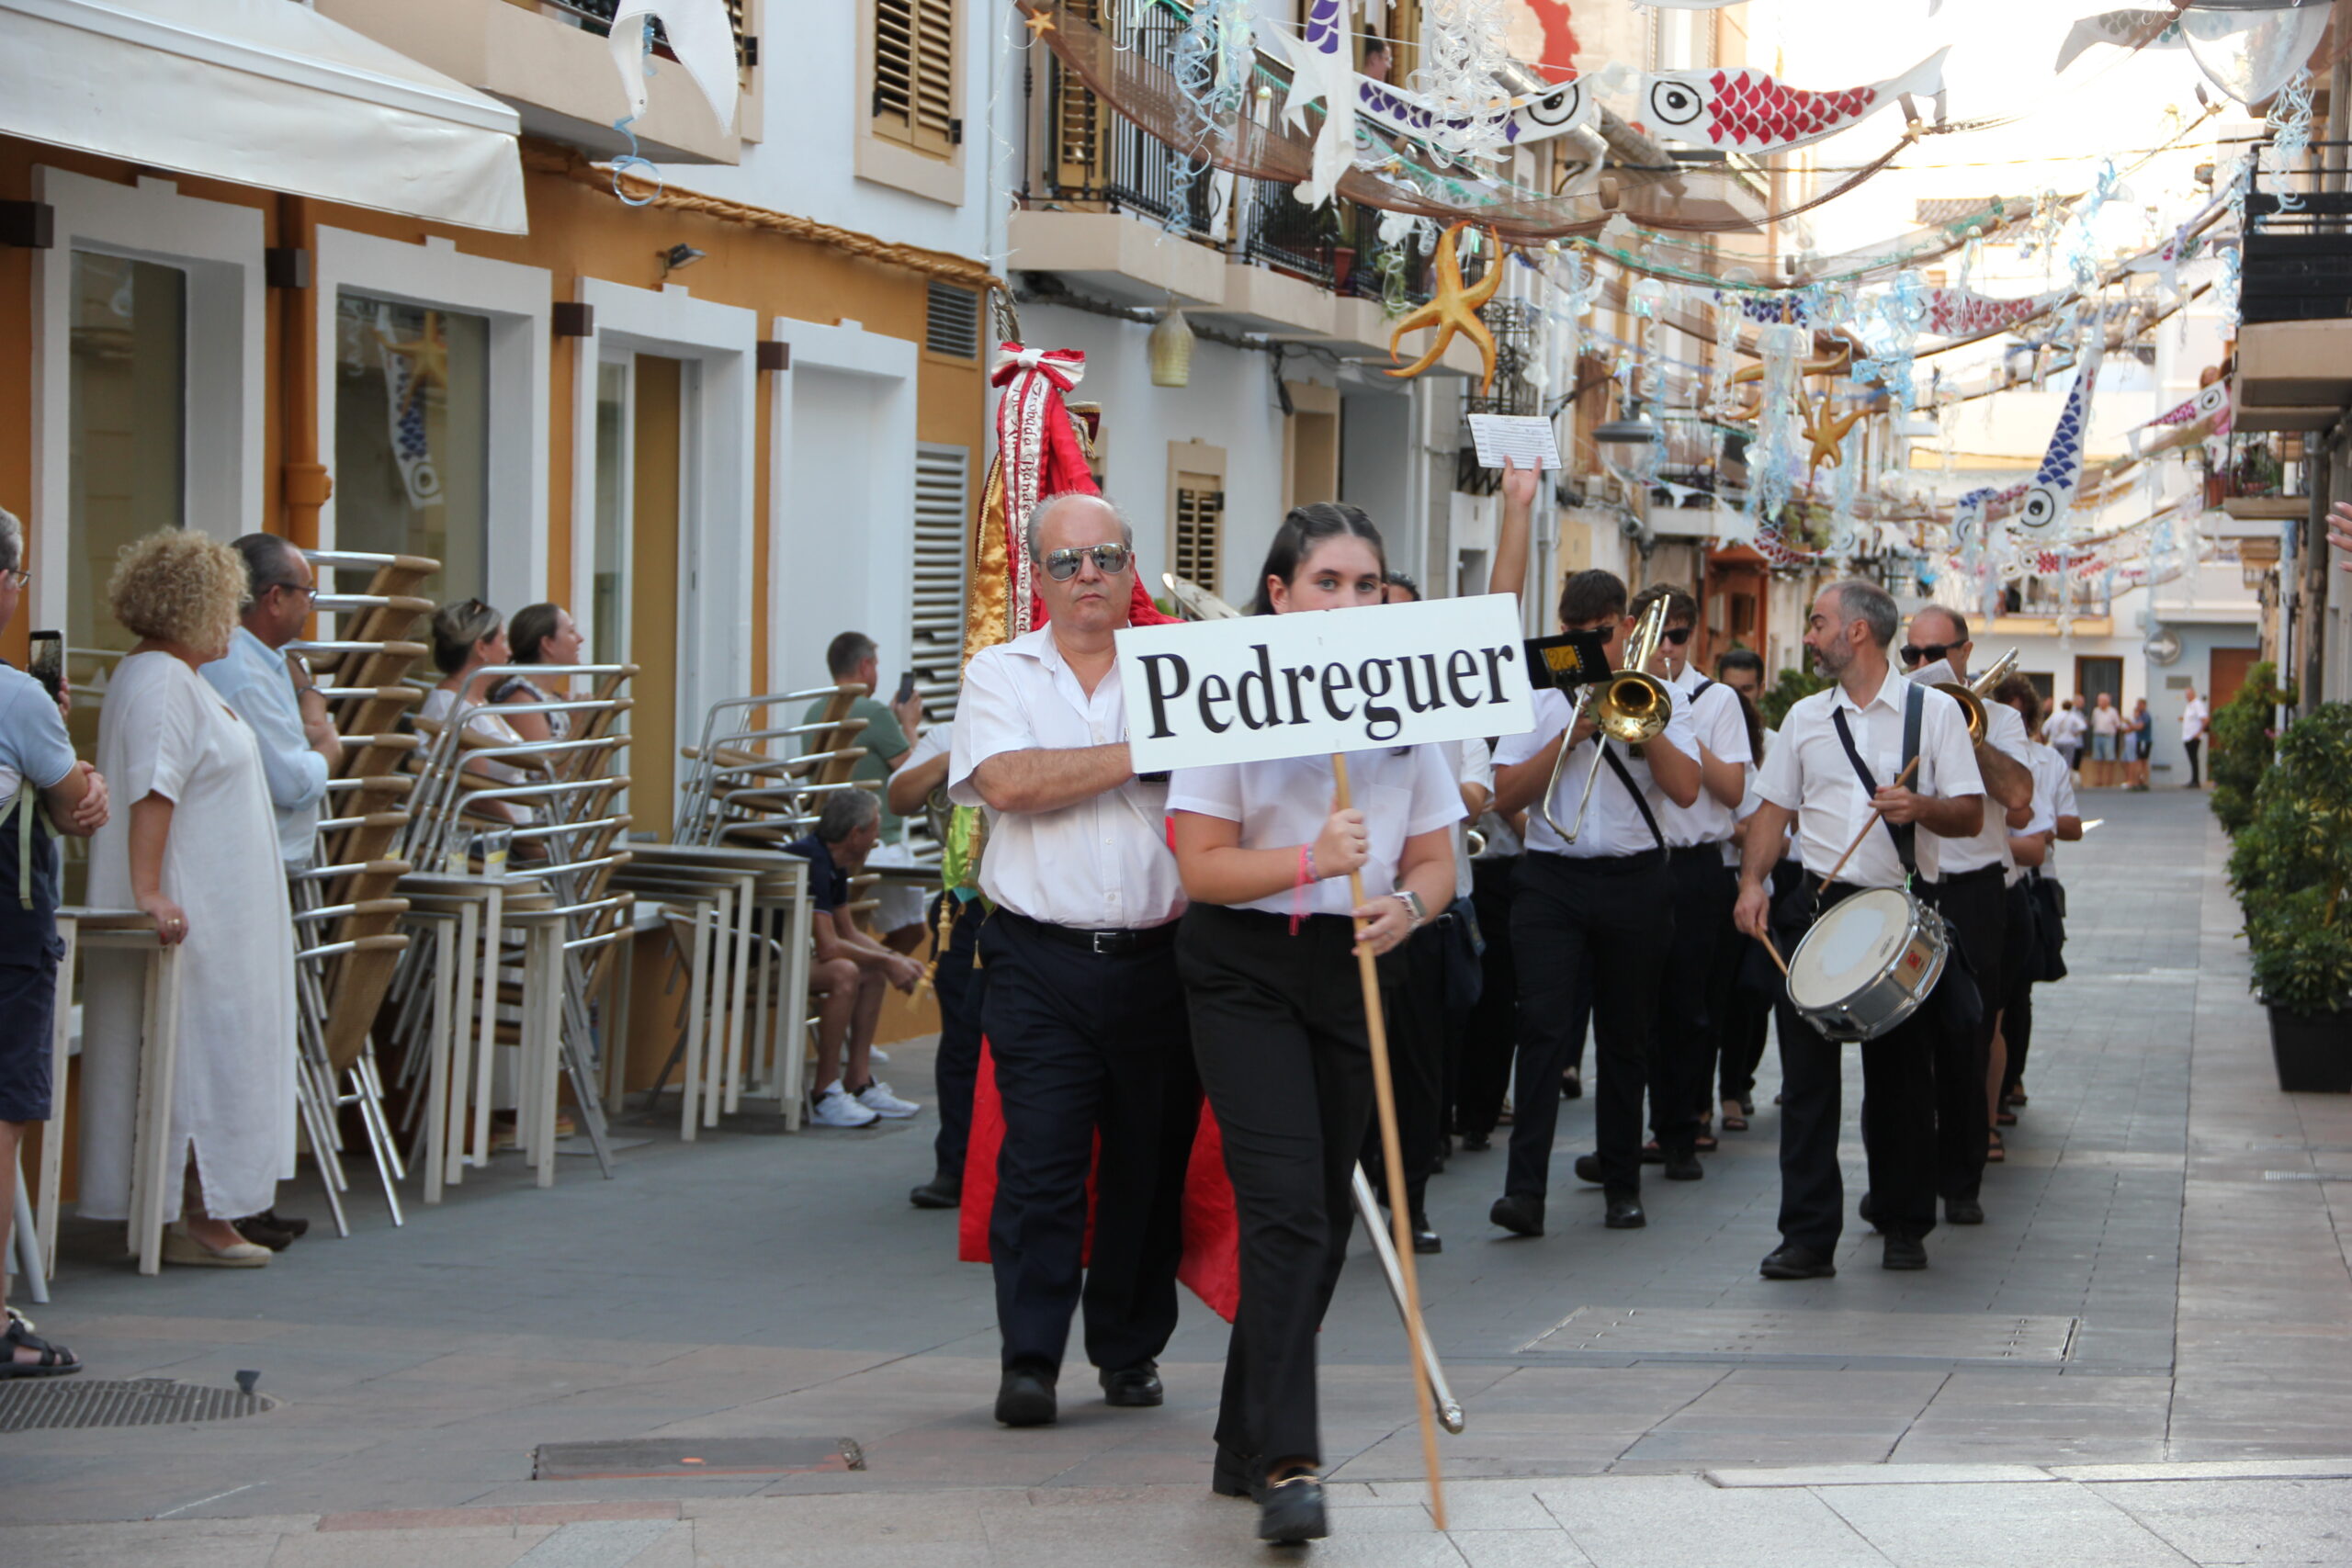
[3,0,527,233]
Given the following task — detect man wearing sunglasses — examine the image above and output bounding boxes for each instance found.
[1898,606,2035,1228]
[1627,584,1751,1184]
[949,492,1197,1431]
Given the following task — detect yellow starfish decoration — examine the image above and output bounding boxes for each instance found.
[372,310,449,419]
[1802,388,1865,483]
[1023,6,1056,39]
[1385,222,1502,394]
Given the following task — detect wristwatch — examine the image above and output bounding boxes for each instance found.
[1391,889,1428,930]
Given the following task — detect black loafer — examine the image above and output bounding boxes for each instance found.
[1946,1198,1985,1225]
[1259,1473,1329,1543]
[1663,1152,1703,1182]
[1100,1362,1163,1408]
[1410,1216,1442,1255]
[1759,1243,1836,1280]
[1883,1234,1928,1271]
[995,1369,1057,1427]
[1211,1444,1258,1500]
[1573,1153,1605,1185]
[909,1177,962,1211]
[1604,1191,1646,1229]
[1489,1193,1544,1236]
[254,1207,308,1239]
[1561,1068,1583,1100]
[1857,1190,1881,1228]
[233,1216,296,1251]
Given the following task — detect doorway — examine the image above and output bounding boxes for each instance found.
[2075,655,2123,711]
[589,351,688,829]
[2210,646,2258,710]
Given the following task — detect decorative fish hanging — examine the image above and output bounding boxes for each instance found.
[2054,9,2185,73]
[1920,287,2061,339]
[2135,380,2232,433]
[1640,49,1948,155]
[2015,334,2105,538]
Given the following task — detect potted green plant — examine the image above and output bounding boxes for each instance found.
[2209,660,2293,834]
[2228,703,2352,1091]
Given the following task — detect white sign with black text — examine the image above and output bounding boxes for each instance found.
[1116,595,1536,773]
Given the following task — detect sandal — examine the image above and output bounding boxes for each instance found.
[1695,1130,1719,1153]
[1987,1130,2006,1164]
[1,1308,82,1380]
[1721,1101,1750,1132]
[1996,1108,2018,1127]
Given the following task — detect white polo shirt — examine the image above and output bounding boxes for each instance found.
[1754,667,1984,890]
[948,626,1185,930]
[1493,683,1701,860]
[1658,664,1753,849]
[1168,745,1463,919]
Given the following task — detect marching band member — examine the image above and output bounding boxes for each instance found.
[1736,581,1984,1278]
[1710,649,1779,1134]
[1487,571,1701,1235]
[1168,503,1462,1545]
[949,492,1198,1430]
[1992,675,2080,1131]
[1898,608,2035,1224]
[1631,585,1752,1169]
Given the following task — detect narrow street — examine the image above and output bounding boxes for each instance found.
[9,788,2352,1563]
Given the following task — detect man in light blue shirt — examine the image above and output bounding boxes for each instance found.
[203,536,340,868]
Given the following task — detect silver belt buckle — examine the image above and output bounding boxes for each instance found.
[1091,930,1117,954]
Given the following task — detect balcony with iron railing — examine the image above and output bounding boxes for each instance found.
[2234,147,2352,428]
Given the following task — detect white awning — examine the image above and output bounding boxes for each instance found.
[3,0,527,233]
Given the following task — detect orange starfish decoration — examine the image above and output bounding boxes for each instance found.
[1802,388,1865,483]
[1022,5,1056,39]
[373,309,449,419]
[1386,223,1502,393]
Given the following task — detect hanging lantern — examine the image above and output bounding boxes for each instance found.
[1148,307,1194,388]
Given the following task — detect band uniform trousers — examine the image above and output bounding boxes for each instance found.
[1997,878,2037,1099]
[979,910,1199,1380]
[1770,879,1941,1250]
[1179,905,1375,1470]
[1365,919,1445,1216]
[1455,856,1520,1142]
[1653,848,1732,1156]
[1713,858,1797,1111]
[1507,849,1673,1197]
[929,892,986,1188]
[1923,866,2004,1204]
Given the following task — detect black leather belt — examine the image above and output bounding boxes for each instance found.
[998,908,1178,955]
[1668,843,1730,863]
[1938,864,2007,888]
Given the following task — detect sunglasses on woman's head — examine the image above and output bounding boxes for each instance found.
[1043,544,1131,581]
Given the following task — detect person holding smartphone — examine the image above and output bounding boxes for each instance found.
[0,506,109,1373]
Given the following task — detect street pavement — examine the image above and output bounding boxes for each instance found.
[8,786,2352,1564]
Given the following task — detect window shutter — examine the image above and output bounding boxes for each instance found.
[925,280,980,359]
[911,443,970,720]
[1171,475,1224,602]
[874,0,957,158]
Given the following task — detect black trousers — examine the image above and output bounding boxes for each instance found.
[1653,849,1732,1154]
[929,893,986,1186]
[1716,859,1796,1107]
[1771,879,1941,1250]
[1180,905,1374,1469]
[1997,879,2037,1096]
[1365,920,1445,1215]
[1507,849,1672,1198]
[1456,857,1520,1140]
[980,911,1198,1378]
[2184,737,2201,786]
[1925,867,2004,1203]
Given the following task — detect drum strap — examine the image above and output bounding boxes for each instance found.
[1598,743,1665,850]
[1827,682,1925,881]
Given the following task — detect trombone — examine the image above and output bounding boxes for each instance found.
[1936,648,2021,744]
[1543,595,1676,844]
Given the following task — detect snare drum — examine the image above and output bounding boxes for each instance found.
[1786,886,1949,1043]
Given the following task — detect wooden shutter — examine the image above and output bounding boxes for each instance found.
[874,0,957,157]
[1171,475,1224,602]
[1049,0,1105,191]
[910,443,969,720]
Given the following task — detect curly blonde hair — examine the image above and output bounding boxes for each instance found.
[107,528,248,655]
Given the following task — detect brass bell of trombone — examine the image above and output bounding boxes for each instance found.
[1543,595,1678,844]
[1936,647,2021,745]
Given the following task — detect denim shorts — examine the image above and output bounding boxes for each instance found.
[2091,734,2117,761]
[0,951,58,1123]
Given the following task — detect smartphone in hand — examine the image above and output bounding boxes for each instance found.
[894,669,918,707]
[27,630,62,702]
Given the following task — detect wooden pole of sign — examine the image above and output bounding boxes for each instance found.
[1329,752,1448,1531]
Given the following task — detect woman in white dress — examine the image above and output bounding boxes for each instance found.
[80,530,298,1268]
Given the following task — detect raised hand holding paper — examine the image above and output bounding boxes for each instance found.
[1465,415,1563,472]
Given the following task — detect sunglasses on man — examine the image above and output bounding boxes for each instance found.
[1043,543,1132,581]
[1899,640,1962,667]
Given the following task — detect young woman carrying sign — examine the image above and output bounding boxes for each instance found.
[1166,504,1464,1544]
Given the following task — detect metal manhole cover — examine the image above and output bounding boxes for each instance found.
[1522,1307,2079,1365]
[0,1378,277,1432]
[534,1438,864,1480]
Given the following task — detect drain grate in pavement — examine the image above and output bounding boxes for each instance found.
[0,1378,277,1431]
[1522,1307,2080,1366]
[534,1437,865,1481]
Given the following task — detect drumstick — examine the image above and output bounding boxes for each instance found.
[1817,755,1921,894]
[1330,752,1447,1532]
[1758,930,1791,976]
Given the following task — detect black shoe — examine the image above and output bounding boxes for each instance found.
[1946,1198,1984,1225]
[1489,1193,1544,1236]
[1857,1190,1881,1228]
[254,1207,308,1239]
[1604,1190,1646,1229]
[233,1215,296,1251]
[1211,1444,1259,1500]
[994,1369,1057,1427]
[1259,1473,1329,1543]
[1639,1140,1666,1165]
[909,1177,962,1211]
[1460,1132,1491,1152]
[1759,1243,1837,1280]
[1410,1212,1442,1254]
[1883,1234,1928,1270]
[1573,1153,1605,1186]
[1662,1152,1703,1182]
[1100,1362,1163,1408]
[1561,1067,1583,1100]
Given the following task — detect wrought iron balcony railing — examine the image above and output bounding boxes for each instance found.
[2241,146,2352,325]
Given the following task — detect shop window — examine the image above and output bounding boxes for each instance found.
[332,293,491,605]
[68,251,185,670]
[873,0,958,158]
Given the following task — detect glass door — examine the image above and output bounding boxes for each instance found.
[331,292,491,605]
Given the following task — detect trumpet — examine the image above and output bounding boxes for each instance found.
[1937,648,2021,744]
[1543,595,1676,844]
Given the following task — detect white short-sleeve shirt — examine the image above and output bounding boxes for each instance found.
[1492,682,1701,859]
[948,628,1185,930]
[1445,736,1493,900]
[1754,667,1984,889]
[1167,744,1464,919]
[1659,665,1754,848]
[2025,739,2078,874]
[1929,682,2030,877]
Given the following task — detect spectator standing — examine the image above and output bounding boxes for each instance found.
[806,632,928,953]
[0,506,107,1372]
[79,531,300,1269]
[2087,693,2120,787]
[2181,685,2209,788]
[785,790,925,1127]
[205,536,339,869]
[2123,697,2152,790]
[2045,699,2085,774]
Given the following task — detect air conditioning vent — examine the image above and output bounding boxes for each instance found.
[926,280,980,359]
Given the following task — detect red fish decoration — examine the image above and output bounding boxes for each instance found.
[1642,48,1948,154]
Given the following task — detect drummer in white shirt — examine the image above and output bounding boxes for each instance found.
[1735,581,1984,1279]
[1897,607,2036,1228]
